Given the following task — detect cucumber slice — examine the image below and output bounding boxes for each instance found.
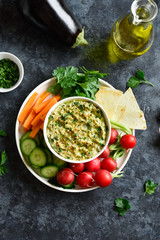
[48,177,75,189]
[31,164,40,169]
[53,156,68,168]
[40,165,59,178]
[20,138,37,156]
[62,182,75,189]
[34,134,40,146]
[43,148,53,164]
[29,148,47,167]
[20,131,31,143]
[20,131,40,146]
[42,139,48,148]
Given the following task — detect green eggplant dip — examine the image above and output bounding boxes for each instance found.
[46,100,108,161]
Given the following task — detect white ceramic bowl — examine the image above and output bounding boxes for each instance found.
[0,52,24,93]
[43,96,111,164]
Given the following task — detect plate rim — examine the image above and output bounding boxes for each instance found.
[15,78,134,193]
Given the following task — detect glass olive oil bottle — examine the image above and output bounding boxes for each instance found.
[111,0,158,60]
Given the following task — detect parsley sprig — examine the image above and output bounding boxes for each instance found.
[115,198,130,216]
[0,150,8,176]
[0,129,7,136]
[127,69,154,89]
[48,66,108,100]
[144,180,159,196]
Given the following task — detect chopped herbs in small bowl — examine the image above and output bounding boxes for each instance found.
[0,52,24,93]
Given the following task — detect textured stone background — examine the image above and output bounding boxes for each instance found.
[0,0,160,239]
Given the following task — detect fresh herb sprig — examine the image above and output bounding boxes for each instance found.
[0,150,8,176]
[115,198,130,216]
[127,69,154,89]
[0,129,7,136]
[144,180,159,196]
[0,59,19,88]
[48,66,108,100]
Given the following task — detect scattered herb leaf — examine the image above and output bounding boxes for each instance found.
[144,179,158,196]
[0,150,8,166]
[0,150,8,176]
[0,129,7,136]
[126,69,154,89]
[115,198,130,216]
[0,166,8,175]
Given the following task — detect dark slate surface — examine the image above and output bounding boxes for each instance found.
[0,0,160,239]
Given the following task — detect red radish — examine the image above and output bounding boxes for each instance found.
[57,168,74,186]
[109,128,119,145]
[76,171,94,188]
[85,158,101,172]
[120,134,136,150]
[69,163,85,173]
[101,157,117,172]
[98,146,110,158]
[94,169,112,187]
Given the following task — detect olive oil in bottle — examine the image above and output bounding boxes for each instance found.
[111,0,158,60]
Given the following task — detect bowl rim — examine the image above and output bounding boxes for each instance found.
[43,96,111,164]
[0,52,24,93]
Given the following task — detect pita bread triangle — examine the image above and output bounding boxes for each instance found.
[112,88,146,130]
[95,86,123,119]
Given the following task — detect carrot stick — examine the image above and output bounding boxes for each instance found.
[23,127,28,132]
[39,91,50,102]
[23,109,37,130]
[40,122,44,130]
[18,92,38,123]
[34,94,60,113]
[30,121,43,138]
[41,113,47,121]
[31,97,58,127]
[22,91,51,129]
[33,98,52,114]
[55,95,61,101]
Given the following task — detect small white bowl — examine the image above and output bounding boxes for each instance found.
[44,96,111,164]
[0,52,24,93]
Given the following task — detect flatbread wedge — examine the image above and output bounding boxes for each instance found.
[112,88,146,130]
[95,87,123,119]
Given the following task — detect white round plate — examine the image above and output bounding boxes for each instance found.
[15,78,134,193]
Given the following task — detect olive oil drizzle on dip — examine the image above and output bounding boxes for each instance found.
[47,100,108,161]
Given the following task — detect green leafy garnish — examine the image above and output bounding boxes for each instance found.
[126,69,154,89]
[144,180,158,196]
[109,136,125,160]
[0,129,7,136]
[0,166,8,175]
[115,198,130,216]
[0,59,19,88]
[0,150,8,176]
[48,66,108,100]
